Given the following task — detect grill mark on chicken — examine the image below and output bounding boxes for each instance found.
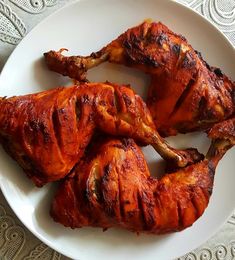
[213,68,223,77]
[41,124,51,143]
[122,93,132,107]
[132,144,147,172]
[181,52,196,69]
[29,119,51,143]
[231,88,235,105]
[121,138,132,149]
[112,143,127,151]
[69,180,80,228]
[114,91,122,113]
[198,96,207,121]
[137,190,146,230]
[123,29,160,67]
[156,33,168,46]
[190,191,200,218]
[176,201,183,229]
[171,44,181,56]
[142,190,156,230]
[81,94,91,104]
[75,98,82,122]
[201,188,210,206]
[123,40,132,50]
[143,55,159,67]
[93,177,102,203]
[169,78,196,118]
[119,180,126,223]
[52,109,62,149]
[102,164,116,218]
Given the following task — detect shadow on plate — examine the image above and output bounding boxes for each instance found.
[148,159,166,179]
[33,57,71,91]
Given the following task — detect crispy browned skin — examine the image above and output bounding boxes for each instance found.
[0,82,202,187]
[44,21,235,136]
[51,120,234,233]
[207,117,235,141]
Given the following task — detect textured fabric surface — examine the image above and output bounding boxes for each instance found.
[0,0,234,259]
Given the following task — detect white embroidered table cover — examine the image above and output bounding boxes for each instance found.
[0,0,234,259]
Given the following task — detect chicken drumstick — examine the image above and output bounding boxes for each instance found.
[51,117,234,233]
[0,82,201,187]
[44,21,235,136]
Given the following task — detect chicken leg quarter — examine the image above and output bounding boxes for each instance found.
[44,21,235,136]
[0,82,202,186]
[51,117,235,233]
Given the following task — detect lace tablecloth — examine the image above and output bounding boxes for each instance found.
[0,0,234,259]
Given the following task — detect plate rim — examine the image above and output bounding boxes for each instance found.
[0,0,234,259]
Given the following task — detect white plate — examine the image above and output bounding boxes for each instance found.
[0,0,234,259]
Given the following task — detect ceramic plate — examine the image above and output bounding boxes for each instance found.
[0,0,234,259]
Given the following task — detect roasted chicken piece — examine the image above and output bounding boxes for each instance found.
[44,21,235,136]
[51,117,234,233]
[0,82,202,187]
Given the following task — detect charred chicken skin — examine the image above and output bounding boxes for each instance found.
[0,82,202,187]
[51,118,234,233]
[44,21,235,137]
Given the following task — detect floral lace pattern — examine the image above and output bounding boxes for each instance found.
[24,243,61,260]
[177,0,235,43]
[0,0,26,44]
[9,0,58,14]
[0,194,68,260]
[182,241,235,260]
[179,241,235,260]
[0,204,26,259]
[0,0,234,259]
